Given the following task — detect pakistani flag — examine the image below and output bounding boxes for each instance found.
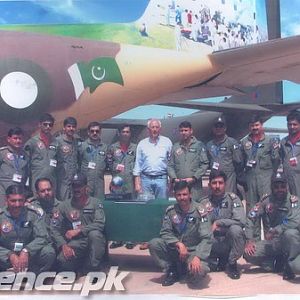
[68,57,124,100]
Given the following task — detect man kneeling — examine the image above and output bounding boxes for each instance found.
[149,181,212,287]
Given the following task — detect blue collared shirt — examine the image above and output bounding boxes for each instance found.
[133,135,172,176]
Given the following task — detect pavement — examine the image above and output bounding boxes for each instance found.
[106,245,300,296]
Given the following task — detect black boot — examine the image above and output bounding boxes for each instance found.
[109,241,124,249]
[283,263,295,280]
[162,268,179,286]
[227,262,240,280]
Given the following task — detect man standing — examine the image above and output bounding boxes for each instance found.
[149,181,212,287]
[199,170,246,279]
[25,113,58,193]
[108,125,137,250]
[79,122,108,199]
[133,119,172,200]
[168,121,209,202]
[280,110,300,197]
[0,184,55,273]
[240,115,280,240]
[244,172,300,276]
[206,116,243,193]
[108,125,136,197]
[56,117,79,201]
[0,127,29,206]
[50,173,106,272]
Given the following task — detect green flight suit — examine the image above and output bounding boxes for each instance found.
[240,134,280,240]
[280,136,300,197]
[0,205,55,273]
[206,135,243,193]
[50,197,106,272]
[0,146,29,206]
[24,134,58,193]
[79,138,108,199]
[27,197,60,238]
[107,141,136,195]
[55,134,79,201]
[244,193,300,271]
[167,136,209,202]
[199,193,246,265]
[149,201,212,281]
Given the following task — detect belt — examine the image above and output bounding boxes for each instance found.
[141,173,167,179]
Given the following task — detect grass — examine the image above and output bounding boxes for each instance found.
[0,23,176,49]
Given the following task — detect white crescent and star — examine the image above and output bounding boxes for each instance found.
[91,66,106,81]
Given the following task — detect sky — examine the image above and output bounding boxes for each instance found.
[0,0,149,24]
[0,0,299,130]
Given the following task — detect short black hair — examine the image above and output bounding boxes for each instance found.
[63,117,77,127]
[248,115,263,124]
[209,170,227,182]
[6,184,25,196]
[35,177,53,192]
[118,124,131,133]
[39,113,55,123]
[7,127,24,137]
[174,180,191,193]
[179,121,192,129]
[287,110,300,123]
[88,121,101,130]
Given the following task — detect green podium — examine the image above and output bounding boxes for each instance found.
[103,199,176,242]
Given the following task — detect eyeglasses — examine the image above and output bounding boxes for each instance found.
[42,122,54,127]
[90,129,100,133]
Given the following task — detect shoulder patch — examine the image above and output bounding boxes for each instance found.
[290,195,298,203]
[260,194,270,202]
[228,193,238,200]
[26,204,44,217]
[197,201,209,217]
[25,197,35,204]
[165,205,175,213]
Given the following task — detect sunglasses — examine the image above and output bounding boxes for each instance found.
[90,129,100,133]
[42,122,54,127]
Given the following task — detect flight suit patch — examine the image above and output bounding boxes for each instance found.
[6,153,14,160]
[62,145,71,153]
[1,221,13,233]
[245,141,252,150]
[176,148,183,155]
[69,210,80,221]
[115,149,122,157]
[221,201,228,208]
[37,141,45,149]
[172,214,181,224]
[233,202,241,208]
[266,203,274,214]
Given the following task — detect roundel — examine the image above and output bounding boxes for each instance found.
[0,58,52,123]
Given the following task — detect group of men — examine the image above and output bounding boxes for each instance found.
[1,110,300,287]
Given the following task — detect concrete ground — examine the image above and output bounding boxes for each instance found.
[106,245,300,296]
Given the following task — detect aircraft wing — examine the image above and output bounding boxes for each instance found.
[153,35,300,103]
[158,101,272,114]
